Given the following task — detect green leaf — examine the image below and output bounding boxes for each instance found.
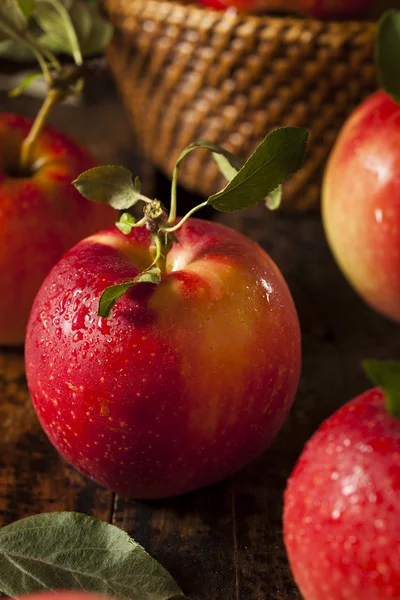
[376,10,400,104]
[99,266,161,318]
[0,512,186,599]
[73,166,141,210]
[0,39,35,59]
[174,140,244,186]
[116,212,136,235]
[363,360,400,419]
[0,0,29,39]
[34,0,83,65]
[38,0,112,58]
[207,127,308,212]
[79,3,113,56]
[18,0,35,18]
[265,185,282,211]
[9,71,42,96]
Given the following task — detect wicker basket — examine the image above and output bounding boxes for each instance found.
[104,0,377,211]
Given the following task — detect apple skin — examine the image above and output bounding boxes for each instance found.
[284,388,400,600]
[0,113,114,346]
[323,91,400,324]
[25,218,301,499]
[200,0,373,20]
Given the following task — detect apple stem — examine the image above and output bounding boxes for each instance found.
[168,163,180,224]
[19,88,63,174]
[150,234,169,273]
[164,200,209,233]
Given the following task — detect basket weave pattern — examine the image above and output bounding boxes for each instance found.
[105,0,377,210]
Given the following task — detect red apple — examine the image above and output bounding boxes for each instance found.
[322,90,400,324]
[0,113,114,346]
[284,373,400,600]
[25,218,301,499]
[200,0,373,19]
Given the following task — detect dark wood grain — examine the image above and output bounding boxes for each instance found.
[0,350,113,527]
[0,83,398,599]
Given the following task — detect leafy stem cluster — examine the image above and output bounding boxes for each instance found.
[74,128,309,317]
[0,0,112,173]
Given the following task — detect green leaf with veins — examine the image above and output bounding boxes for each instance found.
[99,267,161,318]
[116,212,136,235]
[207,127,308,212]
[265,185,282,211]
[0,0,29,40]
[9,71,42,97]
[34,0,83,65]
[73,166,141,210]
[0,512,186,599]
[376,10,400,104]
[363,360,400,419]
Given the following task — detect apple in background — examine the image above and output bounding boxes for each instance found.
[25,218,301,499]
[200,0,373,20]
[322,91,400,324]
[0,113,114,346]
[283,363,400,600]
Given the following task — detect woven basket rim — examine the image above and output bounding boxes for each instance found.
[106,0,377,28]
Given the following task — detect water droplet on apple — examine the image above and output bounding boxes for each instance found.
[72,306,90,331]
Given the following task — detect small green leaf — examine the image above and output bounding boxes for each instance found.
[363,360,400,419]
[134,176,141,193]
[79,3,113,56]
[116,212,136,235]
[0,512,186,599]
[99,266,161,318]
[0,0,29,39]
[265,185,282,211]
[207,127,308,212]
[73,165,141,210]
[18,0,35,18]
[34,0,83,65]
[376,10,400,104]
[0,39,34,59]
[9,71,42,97]
[174,140,244,185]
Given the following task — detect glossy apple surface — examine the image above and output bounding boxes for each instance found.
[25,218,301,499]
[284,387,400,600]
[323,91,400,323]
[200,0,373,20]
[0,113,114,346]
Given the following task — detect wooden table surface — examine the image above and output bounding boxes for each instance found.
[0,83,398,600]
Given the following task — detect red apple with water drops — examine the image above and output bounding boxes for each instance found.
[323,91,400,324]
[25,219,301,498]
[0,113,114,345]
[284,361,400,600]
[25,129,307,499]
[323,11,400,323]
